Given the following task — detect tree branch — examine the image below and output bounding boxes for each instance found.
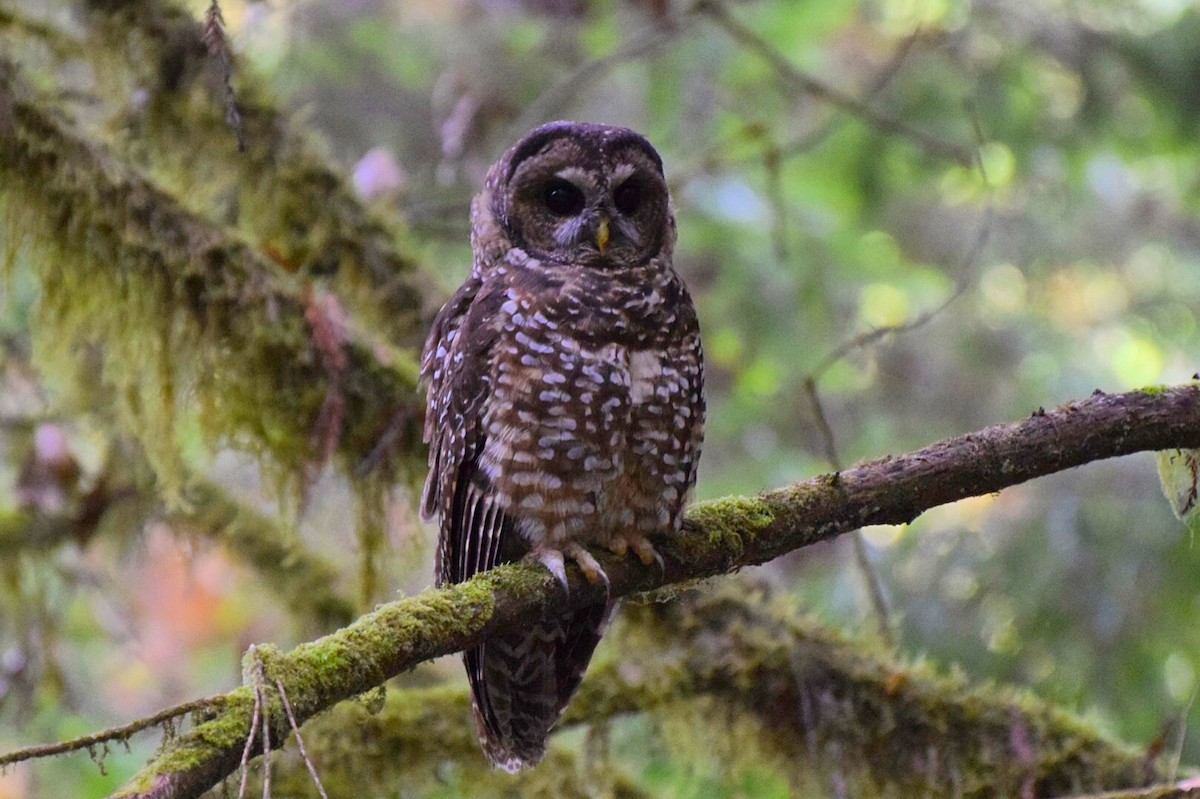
[100,384,1200,799]
[696,0,976,166]
[0,415,355,630]
[0,696,227,769]
[79,0,432,327]
[267,582,1159,797]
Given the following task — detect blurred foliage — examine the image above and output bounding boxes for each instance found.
[2,0,1200,796]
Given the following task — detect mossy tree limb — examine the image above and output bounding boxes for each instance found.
[0,417,354,629]
[106,384,1200,799]
[267,583,1157,797]
[0,61,424,497]
[75,0,437,338]
[1,0,433,341]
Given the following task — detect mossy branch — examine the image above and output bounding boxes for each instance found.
[270,583,1158,797]
[0,474,355,630]
[0,62,424,495]
[0,696,228,770]
[0,406,353,629]
[74,0,436,338]
[99,384,1200,799]
[1,0,432,339]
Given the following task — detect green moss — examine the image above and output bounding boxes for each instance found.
[81,1,427,347]
[116,570,1155,798]
[678,494,775,568]
[240,582,1155,798]
[112,689,257,798]
[0,67,422,520]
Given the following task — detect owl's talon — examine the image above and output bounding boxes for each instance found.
[611,533,664,573]
[534,548,569,592]
[563,542,610,598]
[631,537,663,571]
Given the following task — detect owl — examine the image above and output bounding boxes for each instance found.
[420,121,705,771]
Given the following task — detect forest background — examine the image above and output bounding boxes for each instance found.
[1,0,1200,797]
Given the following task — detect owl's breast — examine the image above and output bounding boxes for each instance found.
[480,291,701,549]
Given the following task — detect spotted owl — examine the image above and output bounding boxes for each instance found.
[420,121,705,771]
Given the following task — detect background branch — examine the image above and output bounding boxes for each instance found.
[696,0,976,166]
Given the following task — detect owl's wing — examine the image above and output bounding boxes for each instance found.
[420,277,510,588]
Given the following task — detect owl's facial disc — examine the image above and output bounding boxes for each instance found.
[500,124,671,267]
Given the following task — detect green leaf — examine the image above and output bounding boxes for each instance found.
[1157,448,1200,536]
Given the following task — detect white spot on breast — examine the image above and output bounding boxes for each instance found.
[629,350,662,404]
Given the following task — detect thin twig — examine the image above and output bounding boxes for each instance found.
[793,108,991,646]
[778,27,928,159]
[697,0,974,166]
[236,660,263,799]
[0,696,224,768]
[803,376,895,646]
[276,679,331,799]
[201,0,245,152]
[669,26,932,188]
[256,658,272,799]
[510,20,689,137]
[809,105,992,381]
[1168,682,1199,783]
[762,146,790,263]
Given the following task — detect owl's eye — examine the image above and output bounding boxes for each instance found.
[542,179,585,216]
[613,180,642,214]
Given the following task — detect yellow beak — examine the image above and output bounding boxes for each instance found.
[596,217,610,255]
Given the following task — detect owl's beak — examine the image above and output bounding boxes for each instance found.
[595,217,610,255]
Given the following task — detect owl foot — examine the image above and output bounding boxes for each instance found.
[531,544,611,597]
[534,548,568,590]
[563,542,610,590]
[609,532,665,573]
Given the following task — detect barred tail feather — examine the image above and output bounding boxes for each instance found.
[468,601,614,771]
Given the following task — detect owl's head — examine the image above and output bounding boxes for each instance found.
[489,121,673,268]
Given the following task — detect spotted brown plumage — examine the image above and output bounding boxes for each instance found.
[421,121,705,771]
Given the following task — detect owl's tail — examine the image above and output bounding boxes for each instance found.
[466,601,614,772]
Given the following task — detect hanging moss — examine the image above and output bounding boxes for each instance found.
[77,0,433,347]
[0,65,423,509]
[0,5,431,562]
